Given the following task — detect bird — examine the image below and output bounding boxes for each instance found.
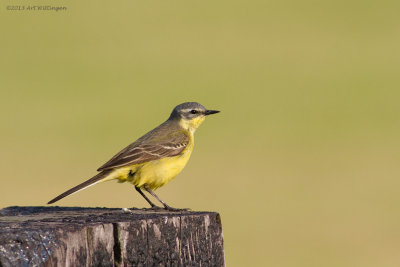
[47,102,220,210]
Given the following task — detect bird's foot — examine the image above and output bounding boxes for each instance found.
[163,206,191,212]
[144,205,165,211]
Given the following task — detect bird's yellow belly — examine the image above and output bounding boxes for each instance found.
[110,143,193,190]
[135,152,191,189]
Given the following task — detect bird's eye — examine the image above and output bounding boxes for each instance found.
[190,110,198,114]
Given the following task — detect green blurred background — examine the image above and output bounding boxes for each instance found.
[1,0,400,266]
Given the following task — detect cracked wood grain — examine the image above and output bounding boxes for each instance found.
[0,207,225,267]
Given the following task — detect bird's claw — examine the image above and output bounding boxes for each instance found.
[144,206,165,211]
[164,206,191,212]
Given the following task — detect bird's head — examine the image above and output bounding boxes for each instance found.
[169,102,220,133]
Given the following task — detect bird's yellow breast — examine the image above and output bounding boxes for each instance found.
[135,143,193,189]
[108,133,194,190]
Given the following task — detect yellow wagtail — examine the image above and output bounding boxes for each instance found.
[47,102,220,210]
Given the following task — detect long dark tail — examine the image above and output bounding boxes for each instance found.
[47,170,113,204]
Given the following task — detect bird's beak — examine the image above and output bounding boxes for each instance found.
[205,110,220,115]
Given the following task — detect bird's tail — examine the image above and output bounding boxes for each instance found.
[47,170,113,204]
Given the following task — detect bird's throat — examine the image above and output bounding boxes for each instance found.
[179,117,205,133]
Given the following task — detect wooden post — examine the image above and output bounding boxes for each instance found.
[0,207,225,266]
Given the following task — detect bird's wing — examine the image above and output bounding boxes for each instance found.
[97,130,190,171]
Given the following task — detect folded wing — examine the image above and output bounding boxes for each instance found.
[97,130,189,171]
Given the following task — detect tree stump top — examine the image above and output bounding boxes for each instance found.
[0,206,225,266]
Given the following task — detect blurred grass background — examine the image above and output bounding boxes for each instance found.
[1,0,400,266]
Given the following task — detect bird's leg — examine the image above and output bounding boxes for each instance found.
[135,186,162,209]
[143,186,189,211]
[143,187,172,210]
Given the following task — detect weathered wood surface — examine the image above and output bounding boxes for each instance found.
[0,207,225,267]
